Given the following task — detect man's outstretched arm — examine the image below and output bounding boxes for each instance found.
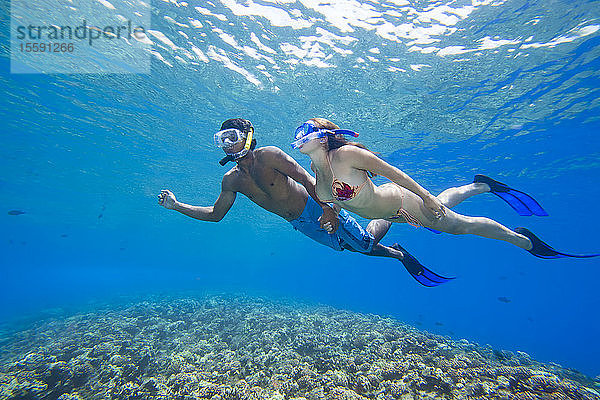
[158,178,236,222]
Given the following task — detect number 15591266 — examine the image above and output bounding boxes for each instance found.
[20,43,74,52]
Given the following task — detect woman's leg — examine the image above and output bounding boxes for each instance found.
[435,183,534,249]
[365,181,496,248]
[364,180,529,252]
[436,182,489,208]
[399,188,532,250]
[431,208,532,249]
[365,182,489,246]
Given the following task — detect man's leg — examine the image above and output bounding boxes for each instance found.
[337,209,454,285]
[342,240,404,259]
[366,219,392,245]
[338,213,405,260]
[359,219,404,259]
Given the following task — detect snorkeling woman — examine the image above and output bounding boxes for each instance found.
[292,118,599,259]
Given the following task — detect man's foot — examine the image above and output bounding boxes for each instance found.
[391,243,455,287]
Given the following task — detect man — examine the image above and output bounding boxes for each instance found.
[158,118,452,287]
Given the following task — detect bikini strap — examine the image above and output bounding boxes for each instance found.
[356,176,369,192]
[325,152,336,179]
[314,153,335,203]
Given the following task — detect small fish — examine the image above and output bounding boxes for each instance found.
[8,210,25,215]
[98,205,106,219]
[61,234,68,238]
[435,322,444,326]
[498,296,511,303]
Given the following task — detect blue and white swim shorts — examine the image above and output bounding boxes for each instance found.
[289,197,374,253]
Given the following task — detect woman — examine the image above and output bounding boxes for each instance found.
[292,118,598,259]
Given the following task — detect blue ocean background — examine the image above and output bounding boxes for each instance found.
[1,0,599,379]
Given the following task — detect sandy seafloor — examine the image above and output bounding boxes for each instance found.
[1,294,599,400]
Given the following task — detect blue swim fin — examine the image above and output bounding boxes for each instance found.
[474,174,549,217]
[514,227,600,259]
[391,243,455,287]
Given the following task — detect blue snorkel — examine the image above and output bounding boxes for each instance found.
[291,122,359,149]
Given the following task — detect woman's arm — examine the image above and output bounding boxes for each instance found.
[338,146,445,217]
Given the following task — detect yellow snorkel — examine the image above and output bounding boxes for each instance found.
[243,127,254,152]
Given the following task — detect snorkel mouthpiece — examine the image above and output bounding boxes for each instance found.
[219,154,235,166]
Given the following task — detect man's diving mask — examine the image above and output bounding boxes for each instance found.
[214,128,254,165]
[291,122,359,149]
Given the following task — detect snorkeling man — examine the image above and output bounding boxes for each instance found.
[157,118,452,287]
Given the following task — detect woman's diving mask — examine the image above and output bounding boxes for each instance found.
[291,122,358,149]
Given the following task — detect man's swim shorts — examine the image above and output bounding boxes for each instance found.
[289,197,374,253]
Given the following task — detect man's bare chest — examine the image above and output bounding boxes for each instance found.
[236,169,291,201]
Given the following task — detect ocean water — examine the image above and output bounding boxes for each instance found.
[1,0,600,397]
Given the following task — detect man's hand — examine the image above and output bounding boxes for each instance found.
[319,206,340,234]
[158,189,178,210]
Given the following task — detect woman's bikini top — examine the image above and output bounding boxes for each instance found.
[321,153,369,202]
[320,153,424,228]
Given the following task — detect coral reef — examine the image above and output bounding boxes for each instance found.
[0,295,598,400]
